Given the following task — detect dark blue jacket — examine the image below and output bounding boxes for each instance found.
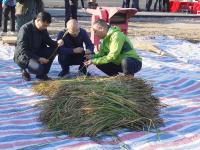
[57,28,94,55]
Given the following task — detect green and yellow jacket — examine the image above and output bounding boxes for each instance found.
[92,26,142,65]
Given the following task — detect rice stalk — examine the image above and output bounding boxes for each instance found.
[33,76,165,137]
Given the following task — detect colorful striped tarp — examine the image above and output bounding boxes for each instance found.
[0,36,200,150]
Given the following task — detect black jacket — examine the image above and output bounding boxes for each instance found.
[14,20,58,69]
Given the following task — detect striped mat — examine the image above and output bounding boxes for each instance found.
[0,36,200,150]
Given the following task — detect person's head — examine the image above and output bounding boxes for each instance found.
[92,19,109,39]
[35,11,52,31]
[66,19,80,37]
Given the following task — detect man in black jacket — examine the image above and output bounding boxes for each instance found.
[14,11,64,81]
[57,19,94,77]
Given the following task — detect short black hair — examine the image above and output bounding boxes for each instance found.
[36,11,52,24]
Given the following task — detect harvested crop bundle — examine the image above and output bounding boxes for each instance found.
[33,76,164,137]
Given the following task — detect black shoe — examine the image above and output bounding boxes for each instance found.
[22,70,31,81]
[83,71,91,77]
[78,67,91,77]
[58,70,69,77]
[36,74,52,81]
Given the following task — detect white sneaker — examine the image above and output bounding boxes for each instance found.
[7,31,16,36]
[0,32,7,36]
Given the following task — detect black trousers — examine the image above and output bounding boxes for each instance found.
[0,2,2,27]
[27,47,55,76]
[58,52,86,73]
[64,0,78,27]
[96,58,142,76]
[163,0,170,12]
[3,5,15,32]
[154,0,162,11]
[146,0,153,11]
[122,0,139,10]
[132,0,139,10]
[122,0,130,8]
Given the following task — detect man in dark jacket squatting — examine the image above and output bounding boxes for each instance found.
[14,11,64,81]
[57,19,94,77]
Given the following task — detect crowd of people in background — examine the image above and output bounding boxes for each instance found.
[0,0,44,35]
[0,0,100,35]
[0,0,171,36]
[145,0,170,12]
[122,0,170,12]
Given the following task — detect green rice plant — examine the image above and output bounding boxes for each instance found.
[33,76,165,137]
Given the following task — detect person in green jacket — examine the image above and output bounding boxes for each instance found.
[84,19,142,76]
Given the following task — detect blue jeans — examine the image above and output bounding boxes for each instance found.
[27,47,55,75]
[96,58,142,76]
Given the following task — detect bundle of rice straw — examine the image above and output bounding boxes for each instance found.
[33,76,164,137]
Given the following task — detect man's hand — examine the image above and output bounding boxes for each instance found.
[85,54,92,60]
[73,47,84,53]
[85,49,92,60]
[39,57,49,64]
[57,39,64,47]
[84,60,93,66]
[85,49,92,55]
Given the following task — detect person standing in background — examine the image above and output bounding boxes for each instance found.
[1,0,15,36]
[163,0,170,12]
[122,0,130,8]
[146,0,153,11]
[0,0,2,29]
[87,0,98,9]
[154,0,162,12]
[122,0,140,11]
[132,0,140,11]
[64,0,84,27]
[15,0,44,31]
